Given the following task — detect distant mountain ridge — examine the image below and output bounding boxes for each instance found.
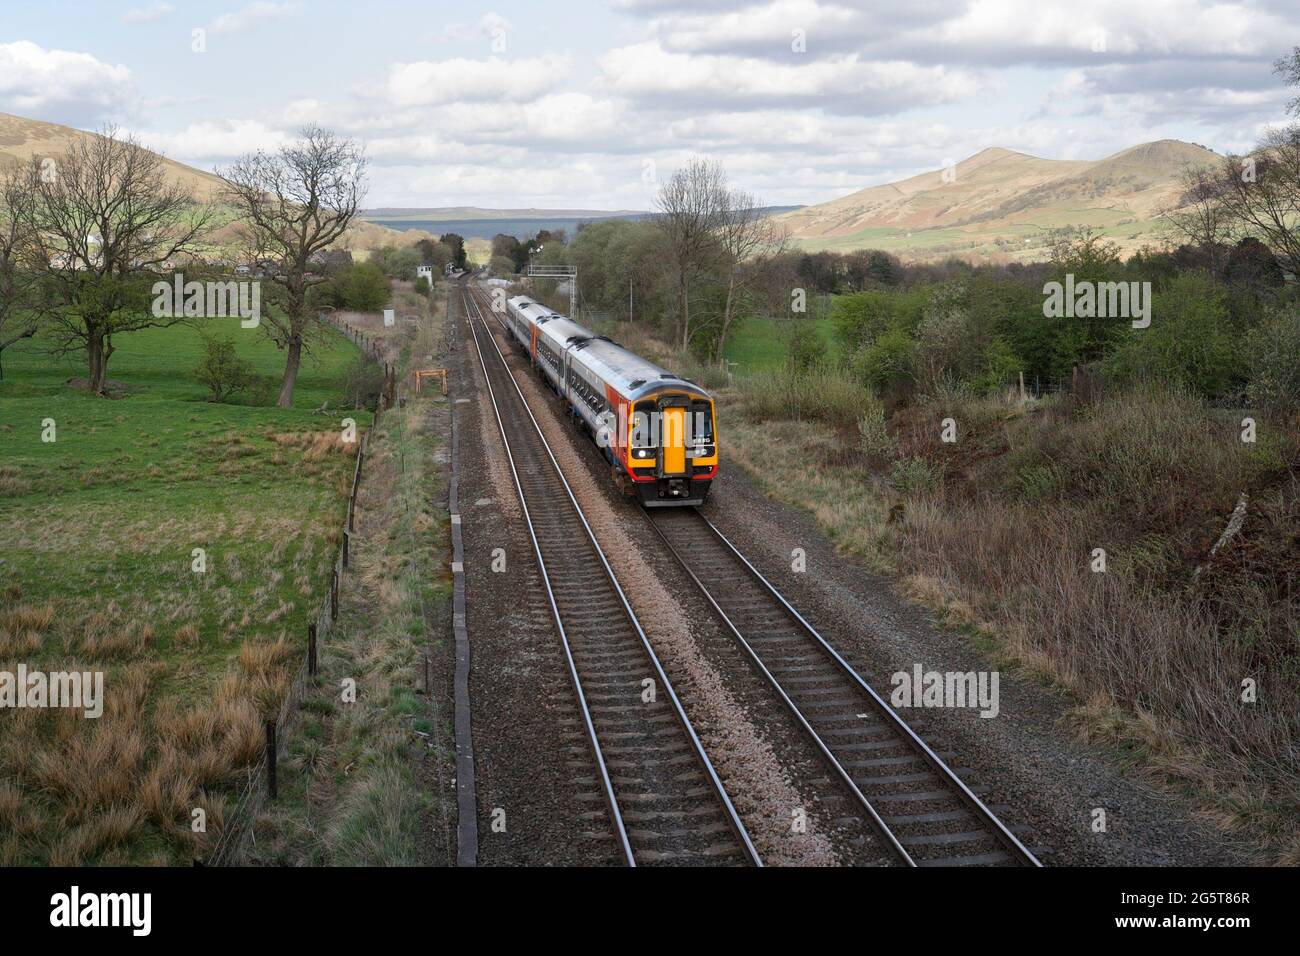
[361,206,649,220]
[777,140,1219,262]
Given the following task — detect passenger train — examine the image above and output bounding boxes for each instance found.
[500,292,718,506]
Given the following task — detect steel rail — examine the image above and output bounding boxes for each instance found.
[651,506,1042,867]
[462,284,761,867]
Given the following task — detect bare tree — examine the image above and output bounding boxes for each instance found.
[654,158,727,351]
[1212,127,1300,280]
[219,127,366,408]
[712,188,789,366]
[21,127,211,394]
[0,166,39,380]
[1159,163,1234,278]
[1275,46,1300,118]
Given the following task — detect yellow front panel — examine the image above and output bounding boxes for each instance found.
[663,406,686,474]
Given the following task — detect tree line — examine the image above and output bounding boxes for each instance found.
[0,124,444,408]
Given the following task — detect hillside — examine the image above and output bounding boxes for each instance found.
[0,111,225,200]
[0,111,420,251]
[777,139,1219,262]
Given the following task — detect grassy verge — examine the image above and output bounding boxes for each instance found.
[0,317,367,864]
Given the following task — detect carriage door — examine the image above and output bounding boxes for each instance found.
[659,397,689,477]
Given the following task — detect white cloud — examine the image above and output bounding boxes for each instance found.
[122,2,173,24]
[599,41,983,113]
[209,2,300,35]
[0,41,136,125]
[136,118,294,166]
[384,55,572,107]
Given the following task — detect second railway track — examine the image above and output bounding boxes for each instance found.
[645,506,1043,867]
[460,285,760,867]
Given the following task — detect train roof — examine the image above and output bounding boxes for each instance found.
[572,336,708,401]
[504,292,708,401]
[533,313,595,350]
[507,296,559,322]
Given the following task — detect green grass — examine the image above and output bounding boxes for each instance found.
[0,316,370,865]
[724,313,840,373]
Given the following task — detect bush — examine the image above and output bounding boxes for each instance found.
[342,356,385,409]
[194,336,253,403]
[413,276,430,296]
[1033,384,1248,531]
[325,263,391,312]
[971,336,1022,396]
[852,326,915,394]
[785,320,828,372]
[1246,306,1300,414]
[888,457,939,496]
[833,288,925,352]
[1103,273,1243,400]
[743,366,865,429]
[857,403,892,462]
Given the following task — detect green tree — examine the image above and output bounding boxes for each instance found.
[326,262,391,311]
[194,335,254,402]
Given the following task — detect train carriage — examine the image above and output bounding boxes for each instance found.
[504,294,718,506]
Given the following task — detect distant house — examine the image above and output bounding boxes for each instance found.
[309,249,353,272]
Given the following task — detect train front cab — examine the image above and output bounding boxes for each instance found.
[625,390,717,506]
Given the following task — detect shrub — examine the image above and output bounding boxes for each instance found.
[413,276,430,295]
[856,403,892,462]
[833,288,925,352]
[1103,273,1243,400]
[1246,306,1300,414]
[743,366,865,430]
[971,336,1022,396]
[888,457,940,496]
[325,263,391,312]
[342,356,385,409]
[194,336,253,403]
[1032,384,1247,531]
[785,320,828,372]
[852,326,915,394]
[1014,463,1060,502]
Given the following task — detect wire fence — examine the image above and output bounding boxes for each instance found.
[203,322,387,866]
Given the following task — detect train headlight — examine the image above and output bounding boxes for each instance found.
[690,445,716,458]
[632,448,655,459]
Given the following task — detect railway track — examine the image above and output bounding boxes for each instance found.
[644,506,1042,867]
[459,284,761,867]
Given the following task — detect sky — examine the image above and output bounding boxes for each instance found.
[0,0,1296,210]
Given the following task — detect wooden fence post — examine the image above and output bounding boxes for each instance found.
[265,721,277,800]
[308,623,317,677]
[342,530,350,569]
[330,570,339,621]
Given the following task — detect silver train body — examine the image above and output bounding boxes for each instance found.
[500,293,718,506]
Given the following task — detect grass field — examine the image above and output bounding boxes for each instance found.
[793,214,1166,261]
[724,314,839,374]
[0,317,369,864]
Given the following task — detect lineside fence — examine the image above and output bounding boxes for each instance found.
[203,317,388,865]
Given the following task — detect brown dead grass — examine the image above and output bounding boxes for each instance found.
[270,430,358,461]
